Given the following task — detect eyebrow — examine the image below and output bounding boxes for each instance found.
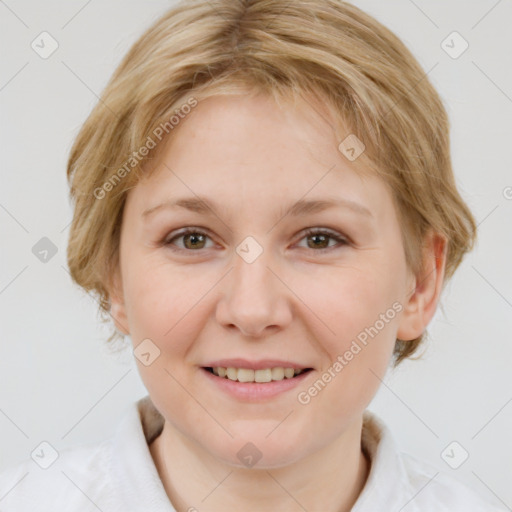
[142,195,373,220]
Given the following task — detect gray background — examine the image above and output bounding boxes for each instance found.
[1,0,511,509]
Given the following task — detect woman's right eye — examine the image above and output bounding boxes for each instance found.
[164,228,214,251]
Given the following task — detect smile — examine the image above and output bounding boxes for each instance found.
[205,366,312,383]
[201,366,314,400]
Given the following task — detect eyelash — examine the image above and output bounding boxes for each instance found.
[161,227,349,254]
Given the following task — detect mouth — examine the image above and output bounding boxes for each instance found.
[202,366,314,383]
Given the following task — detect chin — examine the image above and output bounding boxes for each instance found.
[208,434,308,470]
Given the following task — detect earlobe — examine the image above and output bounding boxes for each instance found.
[108,271,130,336]
[396,231,447,341]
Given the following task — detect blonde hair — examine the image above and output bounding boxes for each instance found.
[66,0,477,366]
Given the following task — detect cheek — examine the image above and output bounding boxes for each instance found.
[123,259,182,335]
[123,259,215,357]
[309,267,399,345]
[303,267,401,404]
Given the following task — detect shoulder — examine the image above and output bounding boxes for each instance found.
[0,396,167,512]
[358,411,507,512]
[0,439,114,511]
[400,452,507,511]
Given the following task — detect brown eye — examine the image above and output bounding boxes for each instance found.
[298,228,349,252]
[182,232,207,249]
[165,229,213,250]
[307,233,330,249]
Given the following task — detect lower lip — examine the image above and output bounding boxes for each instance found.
[200,367,314,401]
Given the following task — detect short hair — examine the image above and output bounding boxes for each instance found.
[65,0,477,366]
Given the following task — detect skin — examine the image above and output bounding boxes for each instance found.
[109,93,447,512]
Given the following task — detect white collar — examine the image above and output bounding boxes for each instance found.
[354,410,421,511]
[108,395,172,511]
[107,395,420,511]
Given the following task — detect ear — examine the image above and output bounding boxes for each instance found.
[108,268,130,336]
[397,230,447,341]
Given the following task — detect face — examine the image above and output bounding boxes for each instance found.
[110,93,429,468]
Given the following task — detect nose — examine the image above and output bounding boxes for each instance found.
[215,241,293,338]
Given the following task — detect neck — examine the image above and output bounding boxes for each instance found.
[150,417,370,512]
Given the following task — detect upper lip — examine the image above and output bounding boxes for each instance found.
[202,358,312,370]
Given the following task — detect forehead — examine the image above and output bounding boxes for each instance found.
[127,94,393,221]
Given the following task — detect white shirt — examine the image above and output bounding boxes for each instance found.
[0,395,506,511]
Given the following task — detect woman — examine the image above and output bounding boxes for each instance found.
[0,0,505,510]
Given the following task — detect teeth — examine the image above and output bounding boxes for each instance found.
[237,368,254,383]
[226,367,238,380]
[255,368,272,383]
[211,366,306,382]
[271,367,284,380]
[284,368,295,379]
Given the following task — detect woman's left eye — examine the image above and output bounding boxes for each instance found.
[297,228,349,251]
[162,227,349,253]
